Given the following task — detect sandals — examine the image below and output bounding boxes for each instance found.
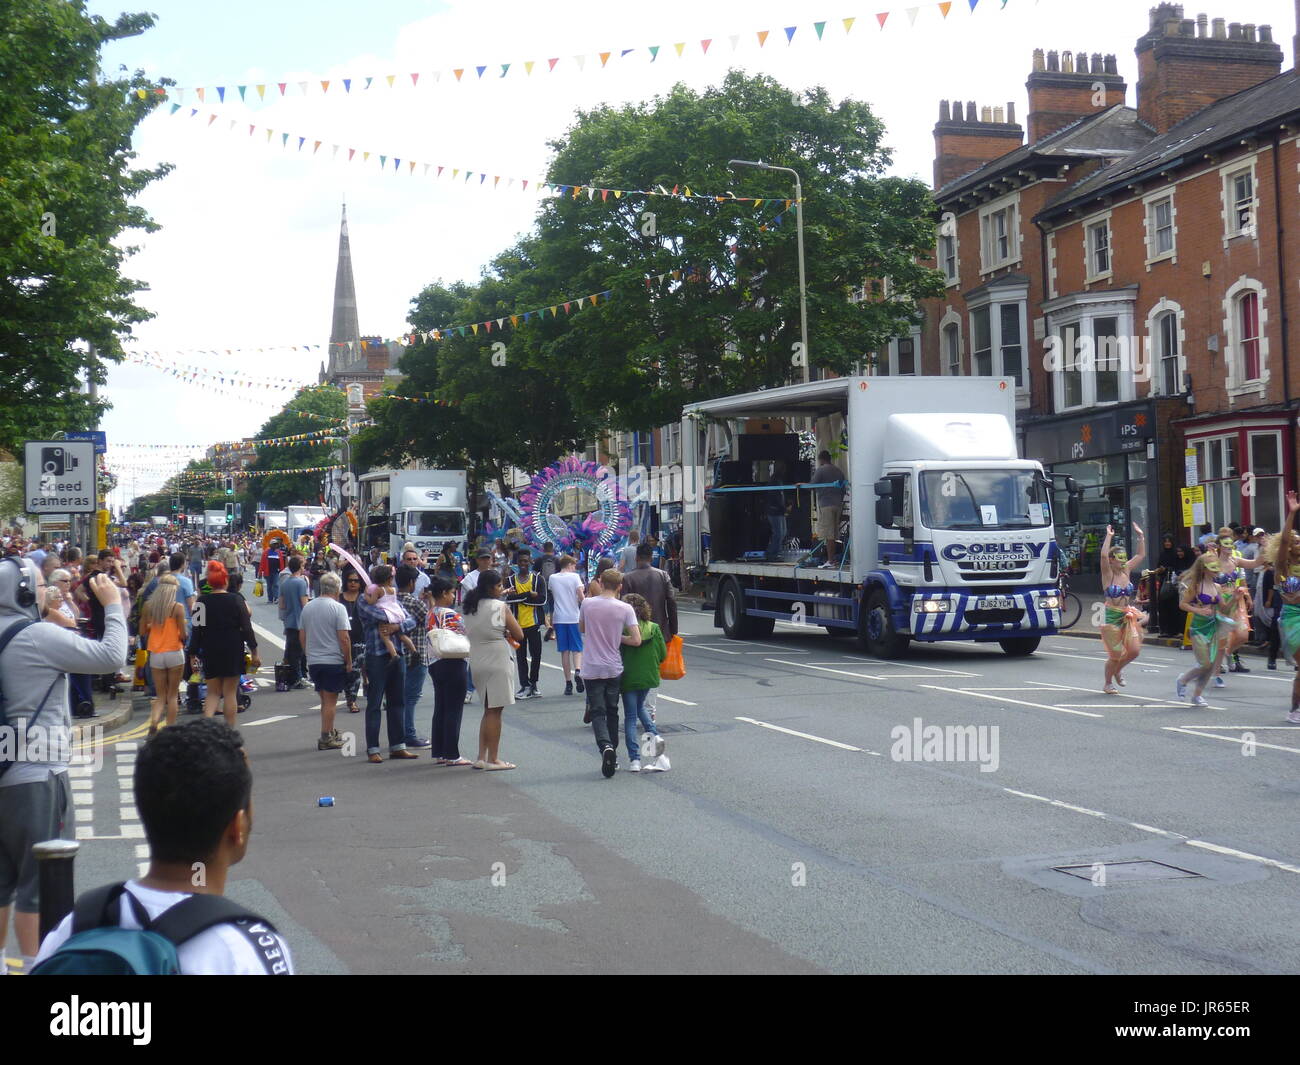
[483,761,517,771]
[439,757,473,766]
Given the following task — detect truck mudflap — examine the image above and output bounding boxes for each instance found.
[907,588,1060,640]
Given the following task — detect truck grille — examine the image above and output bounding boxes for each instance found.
[959,570,1028,582]
[964,608,1024,625]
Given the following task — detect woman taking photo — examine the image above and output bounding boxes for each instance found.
[461,569,523,771]
[188,561,260,726]
[427,576,471,765]
[1098,523,1147,694]
[339,568,367,712]
[139,574,187,737]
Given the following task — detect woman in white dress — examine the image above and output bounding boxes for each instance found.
[461,570,524,770]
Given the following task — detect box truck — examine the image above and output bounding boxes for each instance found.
[285,505,328,541]
[358,469,469,559]
[681,376,1077,657]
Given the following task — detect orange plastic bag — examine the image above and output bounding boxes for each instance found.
[660,634,685,681]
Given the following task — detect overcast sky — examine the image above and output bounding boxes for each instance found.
[90,0,1299,508]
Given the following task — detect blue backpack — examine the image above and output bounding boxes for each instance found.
[0,619,60,781]
[31,882,285,975]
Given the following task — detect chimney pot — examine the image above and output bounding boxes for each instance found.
[1032,47,1045,71]
[1062,50,1075,73]
[1075,52,1088,74]
[1007,101,1016,124]
[993,106,1005,123]
[1228,22,1243,40]
[1196,12,1208,37]
[981,105,993,123]
[1091,52,1103,73]
[1179,18,1195,36]
[1259,24,1273,44]
[1104,54,1119,75]
[1164,17,1182,36]
[1243,24,1256,43]
[966,100,978,122]
[939,100,951,122]
[1212,17,1226,38]
[1047,49,1060,71]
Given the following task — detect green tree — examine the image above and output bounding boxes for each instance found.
[532,71,945,429]
[0,0,171,454]
[241,387,347,510]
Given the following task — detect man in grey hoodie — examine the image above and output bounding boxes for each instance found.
[0,557,126,973]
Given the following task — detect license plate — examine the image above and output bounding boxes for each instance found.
[979,597,1015,610]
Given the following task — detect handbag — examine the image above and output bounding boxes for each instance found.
[253,578,264,598]
[430,609,470,659]
[660,634,686,681]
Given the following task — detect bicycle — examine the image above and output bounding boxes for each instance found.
[1057,571,1083,630]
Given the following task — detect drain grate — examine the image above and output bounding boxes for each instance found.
[1054,860,1203,884]
[656,723,697,735]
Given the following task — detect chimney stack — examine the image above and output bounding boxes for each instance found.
[1136,5,1283,134]
[932,96,1025,189]
[1026,44,1127,142]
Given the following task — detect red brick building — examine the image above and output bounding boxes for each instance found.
[908,2,1300,583]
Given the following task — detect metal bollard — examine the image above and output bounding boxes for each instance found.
[33,839,80,941]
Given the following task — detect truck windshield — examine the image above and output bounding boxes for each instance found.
[408,510,466,537]
[919,470,1051,530]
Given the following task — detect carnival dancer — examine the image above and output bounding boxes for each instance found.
[1266,492,1300,723]
[1213,526,1258,678]
[1176,552,1238,707]
[1099,523,1147,694]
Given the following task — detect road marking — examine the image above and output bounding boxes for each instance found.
[70,779,92,792]
[538,662,697,704]
[921,685,1104,718]
[1184,840,1300,875]
[252,623,286,650]
[135,845,149,858]
[767,659,980,682]
[735,716,878,754]
[1163,726,1300,755]
[1035,650,1111,663]
[840,657,983,676]
[683,643,744,655]
[72,792,92,807]
[240,714,298,727]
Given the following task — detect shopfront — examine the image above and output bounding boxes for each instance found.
[1022,401,1161,593]
[1177,411,1293,538]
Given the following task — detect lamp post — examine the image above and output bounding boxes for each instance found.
[727,159,809,384]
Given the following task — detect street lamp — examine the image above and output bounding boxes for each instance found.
[728,159,809,384]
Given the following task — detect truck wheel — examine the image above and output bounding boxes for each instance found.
[719,579,774,640]
[998,637,1040,656]
[859,587,909,658]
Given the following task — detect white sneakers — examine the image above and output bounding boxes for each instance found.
[629,760,642,772]
[1287,710,1300,725]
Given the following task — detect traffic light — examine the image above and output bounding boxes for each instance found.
[224,476,235,496]
[171,500,178,513]
[225,502,234,524]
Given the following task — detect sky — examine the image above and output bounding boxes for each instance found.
[92,0,1300,509]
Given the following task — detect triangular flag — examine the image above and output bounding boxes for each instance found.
[476,65,487,78]
[207,113,217,126]
[548,57,559,70]
[321,80,329,93]
[673,42,685,57]
[409,161,416,174]
[363,151,370,162]
[217,86,225,102]
[814,21,826,38]
[939,1,952,15]
[385,74,395,88]
[237,85,247,100]
[525,60,535,74]
[437,165,444,176]
[574,55,585,70]
[784,26,797,43]
[266,128,273,141]
[410,72,419,86]
[843,16,856,32]
[471,324,479,335]
[729,34,740,50]
[348,148,356,161]
[877,11,889,27]
[511,315,519,327]
[494,175,500,187]
[453,68,464,80]
[521,179,528,190]
[277,82,287,95]
[333,145,340,158]
[648,45,659,61]
[701,39,712,53]
[313,140,321,153]
[380,154,387,166]
[589,294,598,305]
[621,48,634,57]
[343,78,351,92]
[297,81,307,95]
[599,52,611,66]
[282,132,290,146]
[298,136,306,150]
[969,0,979,8]
[500,64,510,76]
[758,30,770,46]
[196,87,205,102]
[452,168,459,178]
[394,157,400,170]
[169,102,180,114]
[364,76,373,89]
[255,84,265,99]
[907,7,920,24]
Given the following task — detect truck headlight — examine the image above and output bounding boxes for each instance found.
[916,600,952,614]
[1040,595,1060,609]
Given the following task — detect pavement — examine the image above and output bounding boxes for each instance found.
[15,577,1299,975]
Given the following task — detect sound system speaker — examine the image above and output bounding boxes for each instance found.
[715,460,751,487]
[737,433,801,465]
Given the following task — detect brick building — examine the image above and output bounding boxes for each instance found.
[910,2,1300,587]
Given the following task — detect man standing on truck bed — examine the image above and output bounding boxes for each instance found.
[810,450,846,568]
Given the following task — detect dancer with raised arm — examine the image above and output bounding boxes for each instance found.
[1175,550,1237,707]
[1099,523,1147,694]
[1266,491,1300,723]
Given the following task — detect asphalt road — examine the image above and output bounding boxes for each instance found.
[46,583,1300,974]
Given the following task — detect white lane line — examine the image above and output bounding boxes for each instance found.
[1035,650,1111,663]
[116,742,138,752]
[538,662,698,704]
[240,714,298,727]
[921,685,1104,719]
[252,623,286,650]
[137,862,150,877]
[72,793,93,807]
[767,659,980,682]
[840,657,984,676]
[1184,840,1300,875]
[134,845,150,858]
[1129,823,1188,840]
[685,644,744,655]
[74,809,92,823]
[70,779,92,792]
[1180,725,1300,729]
[735,716,878,754]
[1163,726,1300,755]
[119,807,137,821]
[743,650,809,655]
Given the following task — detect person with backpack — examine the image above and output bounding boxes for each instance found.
[33,718,293,975]
[0,559,126,975]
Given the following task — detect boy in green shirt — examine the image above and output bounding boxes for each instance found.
[620,593,667,772]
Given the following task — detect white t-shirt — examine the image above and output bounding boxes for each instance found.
[460,568,487,594]
[549,571,585,624]
[36,881,295,975]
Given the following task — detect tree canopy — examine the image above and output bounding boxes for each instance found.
[0,0,170,455]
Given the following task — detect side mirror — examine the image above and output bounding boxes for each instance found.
[1067,495,1080,524]
[874,479,894,528]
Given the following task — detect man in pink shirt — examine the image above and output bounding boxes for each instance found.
[578,568,641,777]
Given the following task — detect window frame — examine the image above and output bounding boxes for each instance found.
[1043,290,1138,414]
[1082,211,1113,283]
[939,230,959,287]
[1144,298,1185,397]
[966,281,1029,397]
[978,192,1021,274]
[939,309,964,376]
[1221,159,1259,243]
[1221,277,1269,398]
[1142,189,1177,267]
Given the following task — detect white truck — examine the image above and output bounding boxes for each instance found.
[256,509,287,533]
[681,376,1078,657]
[203,509,227,536]
[358,469,469,559]
[285,505,328,542]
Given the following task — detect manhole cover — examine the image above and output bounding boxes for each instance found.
[656,723,697,735]
[1054,860,1203,884]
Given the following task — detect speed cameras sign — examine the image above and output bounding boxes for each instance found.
[24,440,97,514]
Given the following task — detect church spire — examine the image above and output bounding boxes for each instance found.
[327,201,361,377]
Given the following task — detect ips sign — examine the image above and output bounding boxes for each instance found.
[24,441,97,514]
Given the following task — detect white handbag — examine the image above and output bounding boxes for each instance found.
[430,611,471,659]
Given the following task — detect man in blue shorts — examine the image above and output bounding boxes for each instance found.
[299,571,351,751]
[546,554,586,697]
